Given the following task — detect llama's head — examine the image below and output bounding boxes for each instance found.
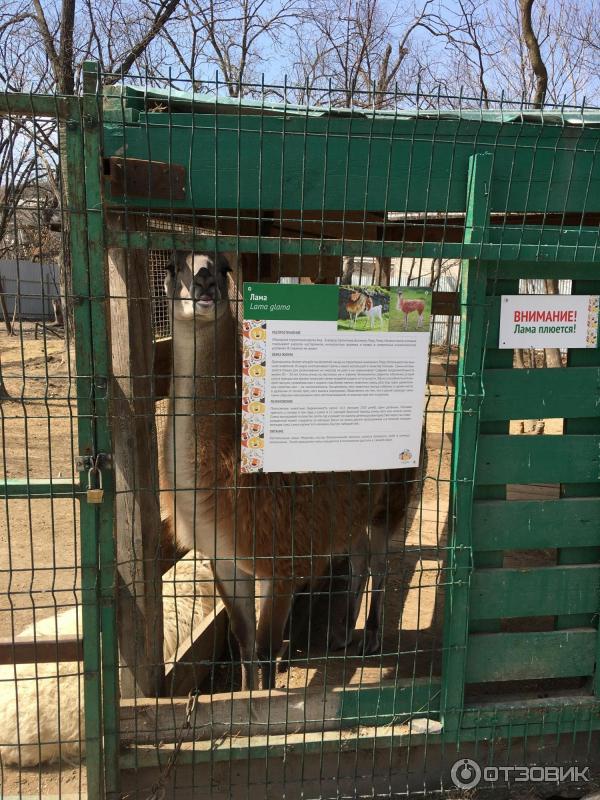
[165,251,231,323]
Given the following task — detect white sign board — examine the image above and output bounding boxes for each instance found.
[240,283,432,474]
[499,294,599,350]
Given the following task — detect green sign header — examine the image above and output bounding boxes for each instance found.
[243,282,339,320]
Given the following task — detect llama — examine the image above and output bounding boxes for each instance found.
[161,252,420,690]
[345,291,369,327]
[362,302,383,329]
[0,554,216,767]
[346,291,383,328]
[396,292,425,329]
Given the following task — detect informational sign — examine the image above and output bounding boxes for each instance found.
[499,294,599,350]
[240,283,432,474]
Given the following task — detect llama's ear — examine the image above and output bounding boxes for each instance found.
[166,251,177,276]
[218,254,232,276]
[164,252,178,298]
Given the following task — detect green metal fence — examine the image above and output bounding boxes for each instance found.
[1,60,600,799]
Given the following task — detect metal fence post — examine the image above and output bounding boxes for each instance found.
[66,93,106,800]
[81,60,120,797]
[440,153,492,737]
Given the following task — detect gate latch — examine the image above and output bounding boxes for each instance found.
[75,453,112,472]
[86,463,104,505]
[76,453,111,504]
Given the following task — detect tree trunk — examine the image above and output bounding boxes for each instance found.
[544,278,563,368]
[0,276,11,333]
[0,350,8,399]
[514,349,525,369]
[373,256,391,287]
[57,114,77,341]
[519,0,548,108]
[341,256,355,283]
[107,212,165,698]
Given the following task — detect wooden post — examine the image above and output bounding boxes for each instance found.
[107,213,165,698]
[373,256,391,287]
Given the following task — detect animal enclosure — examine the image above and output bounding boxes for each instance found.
[1,63,600,800]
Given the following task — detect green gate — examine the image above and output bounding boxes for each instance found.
[2,60,600,798]
[443,152,600,740]
[0,68,116,797]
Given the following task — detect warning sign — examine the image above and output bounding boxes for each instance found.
[499,294,599,350]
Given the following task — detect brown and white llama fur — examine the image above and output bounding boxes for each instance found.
[161,252,419,689]
[396,292,425,329]
[345,290,370,327]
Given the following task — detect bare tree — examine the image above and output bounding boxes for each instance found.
[0,0,184,334]
[518,0,562,371]
[0,41,55,333]
[432,0,598,107]
[162,0,301,96]
[292,0,442,107]
[431,0,497,107]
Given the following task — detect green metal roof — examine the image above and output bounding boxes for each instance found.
[103,83,600,126]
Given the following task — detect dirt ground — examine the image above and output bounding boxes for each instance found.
[1,326,85,797]
[1,327,80,640]
[0,326,564,796]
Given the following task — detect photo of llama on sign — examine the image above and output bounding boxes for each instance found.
[337,286,391,332]
[389,287,432,332]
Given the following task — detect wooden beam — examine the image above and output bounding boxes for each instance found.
[108,212,165,698]
[431,291,460,316]
[106,156,186,200]
[120,677,441,744]
[0,637,83,665]
[165,602,228,695]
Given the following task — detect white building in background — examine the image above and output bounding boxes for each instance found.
[0,259,60,319]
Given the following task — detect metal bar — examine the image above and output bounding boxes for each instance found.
[440,153,492,737]
[0,478,81,498]
[105,228,600,262]
[81,60,121,799]
[66,105,105,800]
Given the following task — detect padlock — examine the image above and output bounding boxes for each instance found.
[86,466,104,504]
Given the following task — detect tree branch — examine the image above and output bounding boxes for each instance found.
[104,0,182,84]
[58,0,76,93]
[519,0,547,107]
[31,0,61,79]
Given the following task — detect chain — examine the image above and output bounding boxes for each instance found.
[121,689,200,800]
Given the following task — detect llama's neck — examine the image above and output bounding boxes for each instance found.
[170,311,238,482]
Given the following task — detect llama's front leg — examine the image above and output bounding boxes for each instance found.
[361,524,389,655]
[212,558,257,690]
[256,580,293,689]
[328,546,369,651]
[417,312,423,329]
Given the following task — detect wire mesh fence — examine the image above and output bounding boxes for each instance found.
[1,65,600,800]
